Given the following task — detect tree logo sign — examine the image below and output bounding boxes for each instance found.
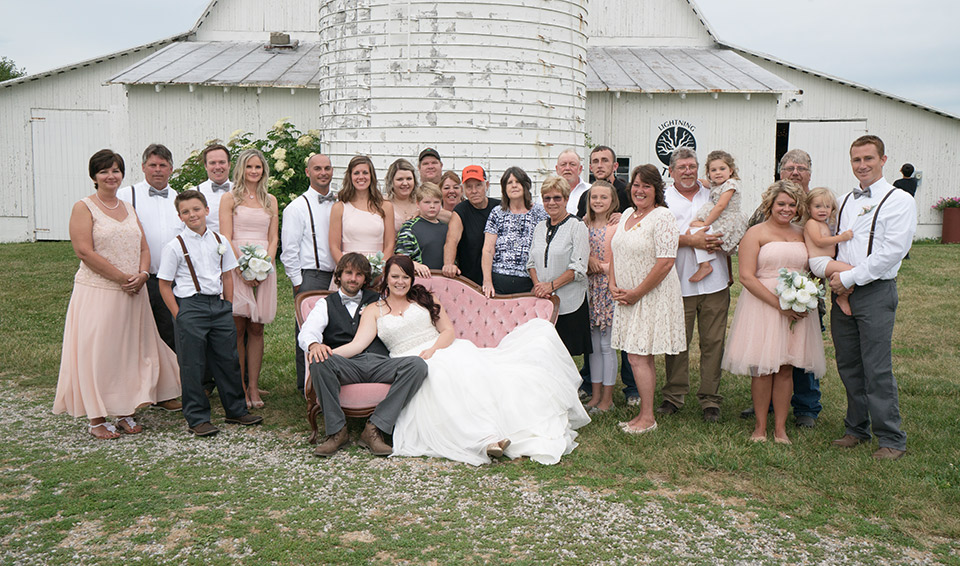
[655,119,698,166]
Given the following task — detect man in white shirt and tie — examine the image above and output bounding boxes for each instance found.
[829,135,916,460]
[197,144,232,232]
[281,153,338,394]
[118,143,183,411]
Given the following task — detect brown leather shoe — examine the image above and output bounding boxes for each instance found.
[188,422,220,437]
[153,399,183,412]
[313,427,350,457]
[655,401,679,415]
[832,434,868,448]
[358,421,392,456]
[872,447,906,460]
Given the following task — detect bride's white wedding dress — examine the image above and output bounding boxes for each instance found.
[379,303,590,465]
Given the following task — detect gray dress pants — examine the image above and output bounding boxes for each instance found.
[310,352,428,435]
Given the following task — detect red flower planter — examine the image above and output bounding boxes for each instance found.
[942,207,960,244]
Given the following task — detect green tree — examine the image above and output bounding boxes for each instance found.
[0,56,26,82]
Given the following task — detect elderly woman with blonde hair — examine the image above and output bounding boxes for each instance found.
[527,175,592,359]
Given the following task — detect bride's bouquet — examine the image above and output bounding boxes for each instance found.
[775,268,825,329]
[238,244,274,282]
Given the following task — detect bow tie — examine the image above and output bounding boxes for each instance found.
[317,192,337,204]
[148,187,169,198]
[211,182,230,192]
[853,186,871,199]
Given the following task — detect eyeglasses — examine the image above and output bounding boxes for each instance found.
[674,165,698,172]
[781,166,810,173]
[542,195,565,202]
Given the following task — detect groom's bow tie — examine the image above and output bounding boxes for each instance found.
[853,186,871,199]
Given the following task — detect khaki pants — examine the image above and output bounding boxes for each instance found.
[663,288,729,410]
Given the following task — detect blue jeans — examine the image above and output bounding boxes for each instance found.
[791,367,821,418]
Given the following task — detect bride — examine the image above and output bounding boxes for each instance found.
[331,254,590,465]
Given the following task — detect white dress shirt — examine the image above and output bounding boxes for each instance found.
[664,183,730,297]
[836,178,916,288]
[197,179,232,232]
[297,290,364,351]
[281,189,337,286]
[567,180,590,215]
[157,227,239,298]
[118,180,184,274]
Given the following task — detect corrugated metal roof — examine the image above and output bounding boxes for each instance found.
[106,41,322,88]
[586,46,797,94]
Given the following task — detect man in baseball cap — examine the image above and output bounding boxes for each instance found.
[418,148,443,185]
[442,165,500,286]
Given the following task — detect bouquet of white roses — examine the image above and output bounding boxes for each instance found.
[366,251,385,280]
[775,268,825,329]
[238,244,274,282]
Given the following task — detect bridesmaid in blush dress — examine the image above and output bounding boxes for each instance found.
[722,181,825,445]
[220,149,278,409]
[329,155,396,268]
[54,150,180,438]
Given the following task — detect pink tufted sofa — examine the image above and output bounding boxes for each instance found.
[295,271,560,444]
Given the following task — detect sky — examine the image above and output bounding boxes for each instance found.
[2,0,959,116]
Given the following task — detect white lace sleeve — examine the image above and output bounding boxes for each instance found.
[653,208,680,259]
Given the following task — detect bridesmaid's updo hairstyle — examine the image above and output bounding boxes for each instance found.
[629,164,667,208]
[760,180,804,221]
[380,254,441,324]
[88,149,125,181]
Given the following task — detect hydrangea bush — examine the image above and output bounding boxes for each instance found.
[169,118,323,214]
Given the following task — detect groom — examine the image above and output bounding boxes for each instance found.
[299,253,428,457]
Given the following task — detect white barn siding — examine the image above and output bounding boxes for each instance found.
[0,50,163,241]
[744,55,960,238]
[586,91,779,208]
[319,0,588,189]
[194,0,320,41]
[587,0,714,47]
[123,85,323,178]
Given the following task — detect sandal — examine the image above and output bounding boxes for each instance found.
[115,416,142,435]
[89,422,120,440]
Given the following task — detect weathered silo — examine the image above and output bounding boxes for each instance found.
[318,0,588,191]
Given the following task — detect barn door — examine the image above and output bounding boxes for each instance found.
[31,108,111,240]
[782,120,868,193]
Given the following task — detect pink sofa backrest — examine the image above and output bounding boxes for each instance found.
[296,272,558,349]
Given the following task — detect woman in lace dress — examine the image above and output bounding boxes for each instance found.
[54,150,180,439]
[609,165,686,435]
[331,255,590,466]
[220,149,278,409]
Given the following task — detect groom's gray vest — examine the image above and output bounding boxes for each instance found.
[322,290,390,356]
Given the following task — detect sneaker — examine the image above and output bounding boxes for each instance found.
[224,414,264,426]
[655,400,679,415]
[626,396,641,407]
[153,399,183,412]
[188,422,220,437]
[313,427,350,457]
[358,421,392,456]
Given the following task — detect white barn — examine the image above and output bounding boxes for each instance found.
[2,0,957,241]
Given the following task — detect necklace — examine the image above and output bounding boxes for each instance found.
[631,207,651,220]
[247,192,256,200]
[95,193,121,210]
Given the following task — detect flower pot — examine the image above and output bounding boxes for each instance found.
[942,207,960,244]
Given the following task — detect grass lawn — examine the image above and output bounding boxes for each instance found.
[1,240,958,564]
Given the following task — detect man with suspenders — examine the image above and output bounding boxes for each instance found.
[830,135,916,460]
[281,153,337,394]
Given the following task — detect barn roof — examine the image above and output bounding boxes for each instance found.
[105,41,322,89]
[585,46,797,95]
